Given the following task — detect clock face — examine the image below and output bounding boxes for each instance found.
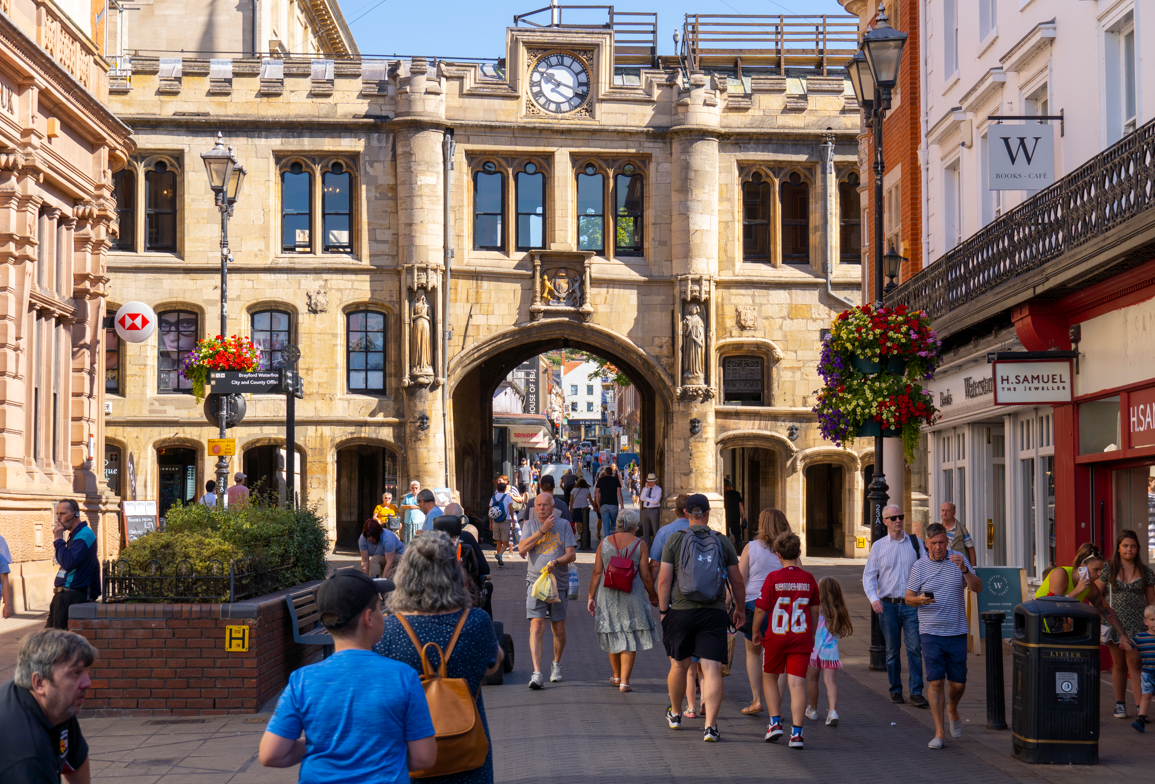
[528,52,591,114]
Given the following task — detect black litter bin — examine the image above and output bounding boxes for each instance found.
[1011,597,1100,764]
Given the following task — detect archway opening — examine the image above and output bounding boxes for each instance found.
[157,446,198,520]
[242,444,305,505]
[721,447,780,546]
[806,463,845,556]
[335,444,399,550]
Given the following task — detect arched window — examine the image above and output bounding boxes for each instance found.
[742,173,772,261]
[839,172,862,265]
[113,168,136,251]
[105,309,121,394]
[104,443,122,497]
[157,309,197,393]
[145,161,176,251]
[614,164,644,256]
[722,356,765,406]
[282,162,312,253]
[516,162,545,250]
[323,163,352,253]
[252,310,291,370]
[347,310,386,393]
[576,164,604,252]
[780,172,810,265]
[473,162,504,251]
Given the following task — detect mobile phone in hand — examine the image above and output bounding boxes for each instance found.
[922,591,934,601]
[1077,566,1089,581]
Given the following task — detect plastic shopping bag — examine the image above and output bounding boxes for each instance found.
[568,565,580,600]
[531,568,560,603]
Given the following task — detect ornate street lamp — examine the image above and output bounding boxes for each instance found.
[884,244,906,292]
[201,134,246,508]
[861,5,908,93]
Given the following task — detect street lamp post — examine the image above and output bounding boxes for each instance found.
[847,3,907,672]
[201,134,246,509]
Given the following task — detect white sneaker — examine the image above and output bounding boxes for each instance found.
[550,662,563,682]
[825,710,839,727]
[805,708,818,721]
[1114,703,1128,719]
[529,672,543,690]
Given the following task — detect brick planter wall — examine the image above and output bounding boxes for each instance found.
[68,582,323,717]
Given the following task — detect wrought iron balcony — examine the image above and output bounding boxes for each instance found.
[890,117,1155,333]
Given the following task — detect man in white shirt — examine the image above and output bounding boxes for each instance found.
[862,504,929,708]
[638,473,663,547]
[199,480,218,507]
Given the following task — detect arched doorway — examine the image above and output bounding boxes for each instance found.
[335,443,399,550]
[716,431,793,544]
[242,444,305,505]
[806,463,845,556]
[157,445,198,519]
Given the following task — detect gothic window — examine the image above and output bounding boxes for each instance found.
[780,173,810,264]
[613,164,644,256]
[576,164,604,252]
[157,310,197,393]
[840,172,862,264]
[323,163,352,253]
[516,162,545,250]
[282,162,312,253]
[347,310,386,393]
[113,169,136,251]
[252,310,291,371]
[473,162,504,251]
[722,356,765,406]
[742,173,772,261]
[145,161,177,251]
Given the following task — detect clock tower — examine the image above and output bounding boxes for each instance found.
[509,25,611,120]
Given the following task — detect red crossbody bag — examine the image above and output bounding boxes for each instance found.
[603,535,642,591]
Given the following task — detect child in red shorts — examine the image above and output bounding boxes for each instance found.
[752,532,818,749]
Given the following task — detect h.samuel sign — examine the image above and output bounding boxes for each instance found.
[992,360,1073,405]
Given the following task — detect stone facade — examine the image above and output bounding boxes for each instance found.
[104,16,872,556]
[0,0,134,610]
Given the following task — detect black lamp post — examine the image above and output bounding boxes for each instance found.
[884,244,906,292]
[847,3,907,672]
[201,134,246,508]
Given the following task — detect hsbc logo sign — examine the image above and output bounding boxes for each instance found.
[113,301,157,343]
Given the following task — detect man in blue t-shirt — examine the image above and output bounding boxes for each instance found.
[260,570,436,782]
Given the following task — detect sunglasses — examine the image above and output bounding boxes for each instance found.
[885,514,905,521]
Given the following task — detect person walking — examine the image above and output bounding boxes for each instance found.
[560,469,578,507]
[1098,529,1154,719]
[938,502,976,566]
[46,500,100,630]
[0,533,13,619]
[516,458,533,498]
[905,522,983,749]
[638,474,663,547]
[723,478,746,545]
[806,577,853,727]
[649,494,690,583]
[359,519,405,579]
[570,477,593,550]
[488,479,515,568]
[862,504,929,707]
[374,532,503,784]
[199,480,218,506]
[226,472,250,507]
[737,508,791,716]
[657,494,745,742]
[260,570,437,779]
[594,467,623,539]
[519,493,577,689]
[1131,605,1155,733]
[588,508,658,692]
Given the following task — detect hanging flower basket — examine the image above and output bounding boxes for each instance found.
[181,335,261,402]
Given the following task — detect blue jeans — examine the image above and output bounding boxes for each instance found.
[599,505,619,536]
[880,602,924,696]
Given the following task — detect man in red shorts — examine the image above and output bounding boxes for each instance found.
[751,532,818,749]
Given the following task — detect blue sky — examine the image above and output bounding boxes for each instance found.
[341,0,852,60]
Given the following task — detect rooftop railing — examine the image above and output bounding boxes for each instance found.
[514,5,658,66]
[681,14,858,75]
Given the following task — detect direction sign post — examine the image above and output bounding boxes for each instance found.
[207,371,282,394]
[281,344,302,508]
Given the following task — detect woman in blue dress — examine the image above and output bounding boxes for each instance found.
[374,531,502,783]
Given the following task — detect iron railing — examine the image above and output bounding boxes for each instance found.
[514,5,658,66]
[890,117,1155,320]
[102,557,291,604]
[681,14,858,75]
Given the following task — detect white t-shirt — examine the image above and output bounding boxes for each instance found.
[744,539,783,598]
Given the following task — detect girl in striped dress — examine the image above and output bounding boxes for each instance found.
[806,577,853,727]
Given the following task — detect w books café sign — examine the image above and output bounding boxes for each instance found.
[992,360,1073,405]
[989,123,1055,190]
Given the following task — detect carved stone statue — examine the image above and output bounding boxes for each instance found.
[682,302,705,385]
[410,293,432,375]
[542,268,576,305]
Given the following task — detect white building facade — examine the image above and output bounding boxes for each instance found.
[563,361,604,442]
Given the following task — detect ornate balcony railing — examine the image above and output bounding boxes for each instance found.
[681,14,858,75]
[891,117,1155,321]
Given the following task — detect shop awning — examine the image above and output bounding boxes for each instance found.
[494,414,555,449]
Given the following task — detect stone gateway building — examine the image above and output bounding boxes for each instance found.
[103,7,873,557]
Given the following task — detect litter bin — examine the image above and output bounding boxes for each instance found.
[1011,596,1100,764]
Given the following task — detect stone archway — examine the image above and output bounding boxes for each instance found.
[448,321,675,513]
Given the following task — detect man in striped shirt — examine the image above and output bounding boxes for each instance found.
[906,522,983,749]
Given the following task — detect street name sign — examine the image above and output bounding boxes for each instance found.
[207,370,281,394]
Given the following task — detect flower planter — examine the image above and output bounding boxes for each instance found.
[851,355,882,375]
[885,356,909,375]
[857,420,901,438]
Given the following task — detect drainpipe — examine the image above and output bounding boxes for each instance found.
[442,129,456,489]
[822,135,856,311]
[252,0,260,56]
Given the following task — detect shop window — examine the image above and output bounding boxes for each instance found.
[105,310,121,395]
[613,164,644,256]
[742,173,772,261]
[145,161,177,251]
[347,310,385,393]
[722,356,765,406]
[473,162,504,251]
[576,164,604,252]
[282,162,312,253]
[113,169,136,251]
[157,310,197,393]
[839,173,861,264]
[516,162,545,250]
[780,173,809,264]
[323,163,352,253]
[252,309,291,371]
[1078,396,1121,454]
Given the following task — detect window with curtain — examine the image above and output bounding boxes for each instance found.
[780,173,810,264]
[145,161,176,251]
[839,173,861,264]
[252,310,291,371]
[576,164,604,252]
[614,164,643,256]
[323,163,352,253]
[347,310,386,393]
[282,162,312,253]
[742,173,772,261]
[157,310,197,393]
[473,162,504,250]
[113,169,136,251]
[516,162,545,250]
[722,356,765,406]
[105,310,121,394]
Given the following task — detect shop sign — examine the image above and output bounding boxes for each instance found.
[993,360,1073,405]
[989,123,1055,191]
[1129,386,1155,448]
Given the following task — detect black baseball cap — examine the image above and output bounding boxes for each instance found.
[685,493,710,515]
[316,569,394,630]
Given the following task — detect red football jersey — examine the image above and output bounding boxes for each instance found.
[754,566,820,655]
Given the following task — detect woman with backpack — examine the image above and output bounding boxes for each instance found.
[587,508,658,692]
[375,532,502,783]
[488,476,521,568]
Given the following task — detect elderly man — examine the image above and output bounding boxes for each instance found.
[938,502,976,565]
[862,504,929,707]
[399,481,421,542]
[519,493,577,690]
[638,473,663,547]
[415,490,444,533]
[47,500,100,630]
[226,472,250,507]
[906,522,983,749]
[0,629,96,782]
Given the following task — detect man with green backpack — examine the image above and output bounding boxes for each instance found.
[657,494,746,743]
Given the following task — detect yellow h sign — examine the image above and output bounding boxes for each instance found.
[224,625,249,652]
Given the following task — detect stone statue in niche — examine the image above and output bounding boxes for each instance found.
[682,302,706,385]
[410,292,433,376]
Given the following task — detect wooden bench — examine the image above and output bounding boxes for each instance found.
[286,586,334,658]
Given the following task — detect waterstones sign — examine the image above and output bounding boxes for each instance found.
[993,360,1073,405]
[988,124,1055,191]
[930,367,995,413]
